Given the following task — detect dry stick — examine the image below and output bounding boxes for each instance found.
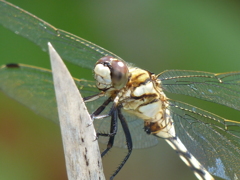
[48,42,105,180]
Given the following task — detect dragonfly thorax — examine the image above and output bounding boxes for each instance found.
[114,67,175,138]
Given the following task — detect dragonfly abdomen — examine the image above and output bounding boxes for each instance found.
[166,137,214,180]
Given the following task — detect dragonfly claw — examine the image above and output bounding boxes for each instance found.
[93,133,99,141]
[87,114,95,127]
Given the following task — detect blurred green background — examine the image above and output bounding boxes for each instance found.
[1,0,240,179]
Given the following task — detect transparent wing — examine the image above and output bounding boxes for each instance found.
[168,99,240,180]
[0,64,98,123]
[0,64,158,148]
[0,0,122,70]
[159,70,240,111]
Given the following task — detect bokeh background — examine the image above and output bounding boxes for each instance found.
[1,0,240,179]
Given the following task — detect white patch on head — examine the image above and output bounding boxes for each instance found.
[94,64,112,88]
[94,64,110,79]
[117,61,124,67]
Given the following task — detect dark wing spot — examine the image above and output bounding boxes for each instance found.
[6,63,20,68]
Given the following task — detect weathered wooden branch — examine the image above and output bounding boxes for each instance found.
[48,42,105,180]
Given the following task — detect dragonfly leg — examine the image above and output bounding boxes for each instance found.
[91,99,115,120]
[109,107,133,180]
[85,94,132,179]
[84,96,112,126]
[84,95,118,155]
[99,108,118,157]
[83,92,104,102]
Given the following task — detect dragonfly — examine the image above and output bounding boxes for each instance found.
[0,1,240,180]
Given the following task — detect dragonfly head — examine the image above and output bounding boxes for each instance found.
[94,56,129,91]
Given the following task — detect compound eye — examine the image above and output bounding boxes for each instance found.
[97,56,112,64]
[110,57,129,89]
[95,56,129,90]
